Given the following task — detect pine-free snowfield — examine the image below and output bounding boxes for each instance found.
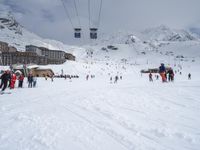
[0,73,200,150]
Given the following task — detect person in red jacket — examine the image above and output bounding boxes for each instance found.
[10,72,17,89]
[18,74,24,88]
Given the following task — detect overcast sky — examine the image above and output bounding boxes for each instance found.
[1,0,200,44]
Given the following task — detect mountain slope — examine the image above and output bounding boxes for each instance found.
[0,12,72,52]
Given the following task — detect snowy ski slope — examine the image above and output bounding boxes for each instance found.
[1,40,200,150]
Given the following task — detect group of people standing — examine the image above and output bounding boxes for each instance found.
[150,63,191,83]
[0,70,25,92]
[27,73,37,88]
[110,75,122,84]
[158,63,175,82]
[0,70,37,92]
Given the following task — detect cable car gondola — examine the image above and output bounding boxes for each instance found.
[60,0,103,41]
[90,28,98,39]
[74,28,81,38]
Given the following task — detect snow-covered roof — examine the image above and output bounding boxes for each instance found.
[0,66,10,70]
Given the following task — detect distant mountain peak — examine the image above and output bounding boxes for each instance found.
[142,25,198,42]
[0,11,23,35]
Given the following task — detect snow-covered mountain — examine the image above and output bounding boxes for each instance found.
[189,27,200,38]
[141,25,198,42]
[0,11,73,52]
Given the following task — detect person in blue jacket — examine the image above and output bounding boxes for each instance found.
[159,63,167,82]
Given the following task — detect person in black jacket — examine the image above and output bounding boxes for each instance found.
[28,73,33,88]
[0,70,11,91]
[167,68,174,82]
[188,73,191,80]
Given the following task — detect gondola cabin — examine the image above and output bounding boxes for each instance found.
[74,28,81,38]
[90,28,98,39]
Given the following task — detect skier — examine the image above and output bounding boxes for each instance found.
[28,73,33,88]
[149,72,153,82]
[0,70,11,92]
[10,72,17,89]
[33,76,37,87]
[114,75,119,83]
[156,75,159,80]
[167,68,174,82]
[86,75,89,80]
[110,76,112,83]
[18,73,24,88]
[45,76,48,80]
[120,76,122,80]
[51,75,54,82]
[159,63,167,82]
[188,73,191,80]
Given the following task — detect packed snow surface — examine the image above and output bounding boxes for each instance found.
[1,54,200,150]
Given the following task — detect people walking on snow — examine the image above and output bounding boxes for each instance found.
[188,73,191,80]
[149,72,153,82]
[159,63,167,82]
[18,73,24,88]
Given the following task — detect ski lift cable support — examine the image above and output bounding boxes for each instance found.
[73,0,84,39]
[60,0,103,39]
[60,0,82,38]
[88,0,103,39]
[60,0,75,29]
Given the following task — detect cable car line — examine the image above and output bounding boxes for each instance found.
[73,0,83,39]
[88,0,91,28]
[60,0,103,40]
[73,0,81,28]
[97,0,103,28]
[60,0,75,29]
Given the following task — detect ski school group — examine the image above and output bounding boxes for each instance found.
[0,70,37,94]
